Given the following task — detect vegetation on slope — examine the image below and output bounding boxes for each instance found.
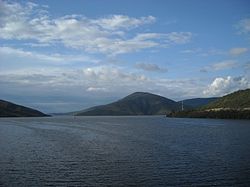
[167,89,250,119]
[76,92,182,116]
[0,100,49,117]
[202,89,250,109]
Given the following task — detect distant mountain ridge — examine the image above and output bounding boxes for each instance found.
[180,97,219,109]
[76,92,182,116]
[3,89,246,118]
[0,100,49,117]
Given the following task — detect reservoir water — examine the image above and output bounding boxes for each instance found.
[0,116,250,186]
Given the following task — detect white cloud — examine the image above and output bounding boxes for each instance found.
[93,32,192,56]
[200,49,226,57]
[201,60,238,72]
[85,34,160,56]
[237,18,250,34]
[135,62,167,72]
[94,15,156,30]
[229,47,248,56]
[0,46,61,62]
[164,32,192,44]
[0,66,149,90]
[134,32,192,45]
[0,1,192,56]
[81,66,148,83]
[181,48,202,54]
[212,60,238,71]
[87,87,107,92]
[181,48,227,57]
[203,76,249,96]
[0,46,98,64]
[182,47,248,57]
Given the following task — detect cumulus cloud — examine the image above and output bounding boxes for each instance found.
[203,76,249,96]
[229,47,248,56]
[0,1,192,56]
[200,60,238,72]
[135,62,167,72]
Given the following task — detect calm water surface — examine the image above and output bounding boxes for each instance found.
[0,116,250,186]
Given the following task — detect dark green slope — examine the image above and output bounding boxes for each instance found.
[168,89,250,119]
[180,97,219,109]
[0,100,49,117]
[76,92,181,116]
[203,89,250,109]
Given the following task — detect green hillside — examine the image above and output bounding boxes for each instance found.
[0,100,49,117]
[203,89,250,109]
[76,92,182,116]
[167,89,250,119]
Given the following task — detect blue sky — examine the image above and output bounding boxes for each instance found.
[0,0,250,113]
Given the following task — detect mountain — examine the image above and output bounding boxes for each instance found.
[180,97,219,109]
[0,99,49,117]
[202,89,250,110]
[167,89,250,119]
[76,92,182,116]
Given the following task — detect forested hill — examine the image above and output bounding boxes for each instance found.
[167,89,250,119]
[202,89,250,110]
[76,92,182,116]
[0,100,49,117]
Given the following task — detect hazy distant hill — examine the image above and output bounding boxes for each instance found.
[76,92,182,116]
[0,100,49,117]
[180,97,219,109]
[168,89,250,119]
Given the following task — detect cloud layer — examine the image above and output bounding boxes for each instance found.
[0,46,99,64]
[0,1,192,56]
[201,60,238,72]
[229,47,248,56]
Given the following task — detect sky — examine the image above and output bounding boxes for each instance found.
[0,0,250,113]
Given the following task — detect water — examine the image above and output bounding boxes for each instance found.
[0,116,250,186]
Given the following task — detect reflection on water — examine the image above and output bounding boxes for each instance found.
[0,116,250,186]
